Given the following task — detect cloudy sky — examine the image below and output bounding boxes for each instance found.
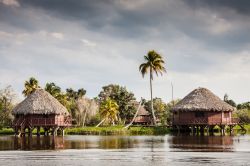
[0,0,250,103]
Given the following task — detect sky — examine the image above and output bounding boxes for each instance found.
[0,0,250,103]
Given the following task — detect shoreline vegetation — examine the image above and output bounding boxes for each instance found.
[1,125,250,136]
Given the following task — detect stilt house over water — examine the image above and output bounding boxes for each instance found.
[12,89,71,137]
[133,104,152,125]
[172,87,239,133]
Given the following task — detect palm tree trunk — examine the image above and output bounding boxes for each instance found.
[82,109,87,127]
[150,69,156,125]
[96,119,105,127]
[124,98,143,129]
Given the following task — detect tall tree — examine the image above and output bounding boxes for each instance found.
[76,97,99,127]
[96,98,119,127]
[98,84,136,124]
[45,82,61,98]
[223,93,236,107]
[45,82,70,108]
[65,88,86,124]
[0,86,16,128]
[22,77,40,97]
[139,50,166,125]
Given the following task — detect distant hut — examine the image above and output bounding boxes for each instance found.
[172,87,238,133]
[12,89,71,137]
[133,103,152,125]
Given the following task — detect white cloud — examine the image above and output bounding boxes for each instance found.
[209,15,232,35]
[51,32,64,40]
[81,39,96,47]
[0,0,20,7]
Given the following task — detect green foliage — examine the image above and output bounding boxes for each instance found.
[0,128,14,135]
[22,77,40,97]
[139,50,166,78]
[64,88,86,122]
[0,86,16,128]
[237,102,250,110]
[45,82,69,107]
[65,126,170,135]
[99,98,119,125]
[75,97,99,126]
[223,93,236,107]
[66,88,86,100]
[233,109,250,123]
[144,98,180,125]
[98,84,136,123]
[139,50,166,125]
[144,98,167,125]
[87,114,101,126]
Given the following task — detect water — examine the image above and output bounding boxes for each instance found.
[0,134,249,166]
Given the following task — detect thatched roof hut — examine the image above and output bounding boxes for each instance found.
[172,87,235,112]
[13,89,69,115]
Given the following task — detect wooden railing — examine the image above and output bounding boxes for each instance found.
[174,117,240,125]
[232,118,240,124]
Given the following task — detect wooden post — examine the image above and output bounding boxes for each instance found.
[14,127,19,137]
[21,127,26,137]
[52,127,58,137]
[62,128,65,137]
[220,125,225,136]
[200,126,204,136]
[44,128,47,136]
[28,128,32,137]
[206,126,209,136]
[37,127,40,136]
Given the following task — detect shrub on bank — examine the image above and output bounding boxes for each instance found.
[65,126,170,135]
[0,128,14,135]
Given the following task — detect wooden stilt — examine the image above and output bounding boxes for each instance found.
[37,127,40,136]
[62,129,64,137]
[200,126,204,136]
[28,128,33,137]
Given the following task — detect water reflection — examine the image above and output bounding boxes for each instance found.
[0,134,243,152]
[169,135,234,152]
[0,135,249,166]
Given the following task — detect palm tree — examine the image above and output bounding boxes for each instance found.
[22,77,40,97]
[139,50,166,125]
[96,98,119,127]
[45,82,61,98]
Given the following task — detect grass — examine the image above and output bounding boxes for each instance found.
[0,125,249,136]
[65,126,171,135]
[0,128,14,135]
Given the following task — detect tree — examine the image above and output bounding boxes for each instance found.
[22,77,40,97]
[98,84,136,124]
[65,88,87,125]
[139,50,166,125]
[45,82,70,108]
[223,94,236,107]
[96,98,119,126]
[0,86,16,128]
[237,102,250,110]
[76,97,99,126]
[144,98,167,125]
[45,82,61,98]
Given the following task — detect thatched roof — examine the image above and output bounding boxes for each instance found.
[12,89,69,115]
[138,106,150,116]
[172,87,235,112]
[132,101,150,116]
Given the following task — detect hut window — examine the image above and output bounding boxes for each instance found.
[224,112,230,118]
[43,114,49,118]
[195,112,204,118]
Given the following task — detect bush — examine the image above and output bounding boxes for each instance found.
[233,109,250,123]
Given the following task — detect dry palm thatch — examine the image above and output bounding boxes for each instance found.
[12,89,69,115]
[172,87,235,112]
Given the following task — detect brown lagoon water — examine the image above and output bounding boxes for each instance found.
[0,134,249,166]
